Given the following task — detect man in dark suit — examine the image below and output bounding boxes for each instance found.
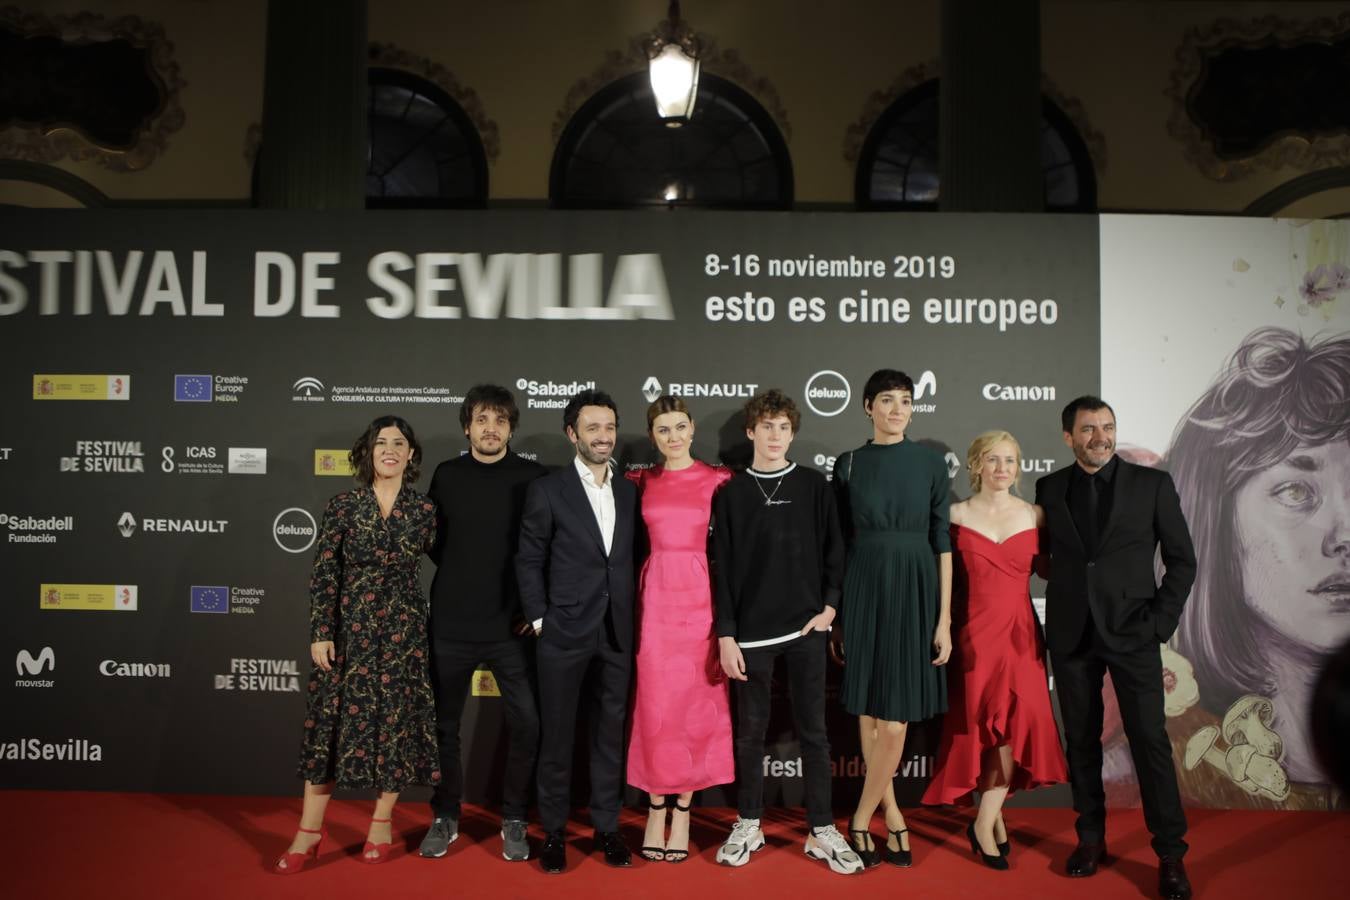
[516,388,637,875]
[1036,396,1197,900]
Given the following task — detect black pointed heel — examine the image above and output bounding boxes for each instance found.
[967,822,1009,871]
[885,826,912,867]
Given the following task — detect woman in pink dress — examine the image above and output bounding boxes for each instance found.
[626,396,734,863]
[922,430,1068,870]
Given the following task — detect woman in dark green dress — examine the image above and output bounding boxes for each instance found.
[275,415,441,873]
[832,369,952,868]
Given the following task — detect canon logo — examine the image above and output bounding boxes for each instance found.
[99,659,170,678]
[983,383,1057,401]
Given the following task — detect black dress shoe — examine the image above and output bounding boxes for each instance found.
[540,831,567,874]
[1066,841,1106,877]
[595,830,632,867]
[1158,856,1192,900]
[966,823,1009,871]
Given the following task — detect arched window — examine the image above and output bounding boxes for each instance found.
[855,79,1097,212]
[366,67,488,208]
[551,71,792,209]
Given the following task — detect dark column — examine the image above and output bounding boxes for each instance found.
[256,0,367,209]
[939,0,1043,212]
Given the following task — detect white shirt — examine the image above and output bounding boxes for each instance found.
[573,455,616,555]
[533,456,617,633]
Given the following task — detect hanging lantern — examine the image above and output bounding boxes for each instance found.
[646,2,701,126]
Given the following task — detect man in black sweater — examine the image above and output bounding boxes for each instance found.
[419,384,546,862]
[711,389,862,875]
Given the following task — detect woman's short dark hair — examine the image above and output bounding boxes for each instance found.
[862,369,915,408]
[563,389,619,434]
[459,384,520,432]
[1169,328,1350,712]
[1061,395,1115,433]
[349,415,422,486]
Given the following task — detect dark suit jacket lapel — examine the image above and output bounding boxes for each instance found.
[1095,458,1130,550]
[561,463,608,556]
[1049,467,1086,555]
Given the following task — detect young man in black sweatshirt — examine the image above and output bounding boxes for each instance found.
[419,384,545,862]
[711,389,862,875]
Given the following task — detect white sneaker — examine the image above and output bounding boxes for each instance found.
[716,817,765,867]
[804,824,865,874]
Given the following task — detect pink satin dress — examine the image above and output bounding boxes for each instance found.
[625,461,735,795]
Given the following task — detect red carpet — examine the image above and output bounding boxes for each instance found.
[6,791,1345,899]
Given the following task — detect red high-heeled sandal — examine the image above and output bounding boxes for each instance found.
[360,817,394,864]
[273,825,325,875]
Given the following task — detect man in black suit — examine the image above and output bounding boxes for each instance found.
[516,388,637,874]
[1036,396,1197,900]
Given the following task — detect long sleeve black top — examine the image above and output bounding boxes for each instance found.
[710,462,845,646]
[427,451,546,641]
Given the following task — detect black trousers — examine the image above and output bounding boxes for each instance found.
[1051,623,1188,859]
[429,636,539,821]
[733,631,833,828]
[536,628,632,833]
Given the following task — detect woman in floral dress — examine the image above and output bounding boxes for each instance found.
[275,415,441,872]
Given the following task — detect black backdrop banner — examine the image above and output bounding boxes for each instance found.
[0,210,1098,808]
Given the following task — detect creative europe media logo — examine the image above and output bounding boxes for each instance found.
[190,585,266,615]
[173,373,249,403]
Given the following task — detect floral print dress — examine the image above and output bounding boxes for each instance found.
[297,486,442,791]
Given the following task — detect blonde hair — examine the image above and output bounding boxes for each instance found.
[966,430,1022,494]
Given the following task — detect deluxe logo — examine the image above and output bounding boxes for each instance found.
[117,512,228,537]
[214,658,301,692]
[33,374,129,401]
[640,376,758,404]
[228,448,267,474]
[16,646,55,688]
[0,738,102,762]
[40,583,137,612]
[161,445,223,475]
[516,378,596,410]
[1,513,73,544]
[274,508,317,553]
[292,376,325,402]
[99,659,170,678]
[60,440,145,474]
[803,370,850,417]
[982,382,1057,402]
[314,450,354,476]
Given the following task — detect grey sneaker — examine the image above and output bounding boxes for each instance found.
[419,816,459,858]
[715,817,765,867]
[501,818,530,861]
[804,824,864,874]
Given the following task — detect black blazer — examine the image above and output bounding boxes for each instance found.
[515,463,637,651]
[1035,459,1196,655]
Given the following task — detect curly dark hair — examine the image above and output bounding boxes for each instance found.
[349,415,422,486]
[458,384,520,432]
[862,369,914,407]
[743,389,801,433]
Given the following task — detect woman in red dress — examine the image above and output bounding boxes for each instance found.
[922,430,1068,869]
[627,396,734,863]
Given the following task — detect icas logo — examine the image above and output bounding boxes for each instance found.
[274,508,317,553]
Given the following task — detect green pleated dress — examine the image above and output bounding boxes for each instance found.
[834,439,951,722]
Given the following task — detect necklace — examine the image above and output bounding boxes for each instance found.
[752,470,790,506]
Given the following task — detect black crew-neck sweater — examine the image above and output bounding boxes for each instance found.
[711,462,845,644]
[427,451,546,641]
